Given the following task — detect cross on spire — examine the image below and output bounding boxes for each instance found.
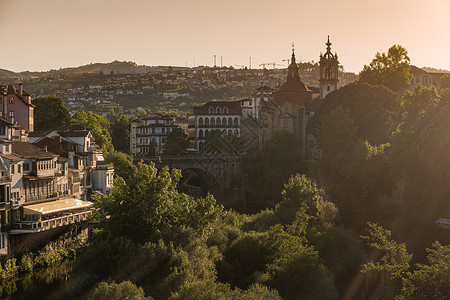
[326,35,332,53]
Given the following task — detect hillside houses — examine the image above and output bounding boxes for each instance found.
[0,84,113,255]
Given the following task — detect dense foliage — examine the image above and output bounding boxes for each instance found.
[247,130,306,202]
[32,95,71,131]
[359,45,412,92]
[110,115,130,153]
[163,127,189,155]
[18,44,450,299]
[313,82,400,145]
[66,163,367,299]
[71,110,113,152]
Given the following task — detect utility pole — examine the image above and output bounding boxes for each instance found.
[214,55,216,67]
[221,56,223,68]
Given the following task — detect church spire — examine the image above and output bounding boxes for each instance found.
[325,35,333,58]
[287,44,300,82]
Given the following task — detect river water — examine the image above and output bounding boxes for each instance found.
[0,262,72,300]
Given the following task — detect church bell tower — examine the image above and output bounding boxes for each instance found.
[319,36,339,99]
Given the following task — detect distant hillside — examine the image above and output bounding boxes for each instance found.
[0,69,22,79]
[421,67,450,74]
[20,61,161,77]
[1,61,189,80]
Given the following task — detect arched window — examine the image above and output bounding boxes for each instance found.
[211,118,215,127]
[205,118,209,127]
[228,117,232,127]
[198,117,203,127]
[208,106,214,114]
[216,117,221,127]
[198,129,203,139]
[234,129,239,136]
[228,129,232,136]
[216,106,222,114]
[223,106,229,113]
[205,130,209,138]
[222,117,226,126]
[325,68,332,79]
[199,142,204,152]
[234,117,239,127]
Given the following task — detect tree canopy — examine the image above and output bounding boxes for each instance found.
[71,110,113,152]
[247,130,305,201]
[92,162,223,243]
[110,115,130,153]
[163,127,189,156]
[359,45,412,92]
[32,95,71,132]
[312,82,400,145]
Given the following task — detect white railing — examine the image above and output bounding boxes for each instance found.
[14,211,92,231]
[436,218,450,225]
[436,218,450,230]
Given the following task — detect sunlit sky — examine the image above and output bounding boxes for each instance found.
[1,0,450,73]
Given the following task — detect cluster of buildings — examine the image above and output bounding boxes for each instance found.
[129,36,448,160]
[129,37,340,158]
[56,67,280,115]
[0,84,113,255]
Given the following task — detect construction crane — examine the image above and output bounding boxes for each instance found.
[272,63,284,69]
[282,59,290,66]
[260,63,284,69]
[259,63,274,69]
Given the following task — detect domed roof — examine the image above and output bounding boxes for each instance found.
[272,48,312,106]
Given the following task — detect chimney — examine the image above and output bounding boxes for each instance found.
[19,83,23,96]
[44,145,48,152]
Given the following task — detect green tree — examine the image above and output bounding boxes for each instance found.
[72,110,113,152]
[247,131,305,201]
[316,107,393,225]
[440,74,450,89]
[163,127,189,156]
[264,225,338,300]
[32,95,71,131]
[104,151,136,183]
[312,82,400,145]
[397,242,450,300]
[88,281,147,300]
[361,222,412,299]
[92,162,223,243]
[390,85,446,207]
[275,174,322,226]
[111,116,130,153]
[359,45,412,92]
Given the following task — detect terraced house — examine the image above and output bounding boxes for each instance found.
[0,84,113,255]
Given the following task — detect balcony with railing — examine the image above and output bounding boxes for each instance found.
[25,193,59,204]
[12,211,92,233]
[0,176,11,183]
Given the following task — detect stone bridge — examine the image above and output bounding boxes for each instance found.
[138,154,250,208]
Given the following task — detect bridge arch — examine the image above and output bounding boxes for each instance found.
[178,168,224,204]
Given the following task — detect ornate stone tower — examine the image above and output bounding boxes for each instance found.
[319,36,339,99]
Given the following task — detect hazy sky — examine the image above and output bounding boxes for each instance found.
[1,0,450,73]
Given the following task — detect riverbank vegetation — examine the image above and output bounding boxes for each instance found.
[10,45,450,299]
